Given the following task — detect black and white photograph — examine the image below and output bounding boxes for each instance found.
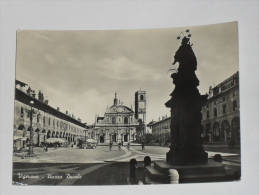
[1,1,259,195]
[12,22,241,185]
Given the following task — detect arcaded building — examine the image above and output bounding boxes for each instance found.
[201,72,240,144]
[14,80,87,148]
[89,90,146,143]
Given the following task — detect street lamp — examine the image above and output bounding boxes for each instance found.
[26,100,36,157]
[83,129,88,141]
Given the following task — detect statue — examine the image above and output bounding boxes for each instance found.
[165,30,208,165]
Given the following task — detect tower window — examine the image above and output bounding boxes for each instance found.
[206,111,209,119]
[140,95,144,100]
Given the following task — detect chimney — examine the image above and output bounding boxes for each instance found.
[66,111,68,115]
[57,107,60,111]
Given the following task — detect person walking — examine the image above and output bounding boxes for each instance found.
[118,142,122,151]
[109,141,113,152]
[127,142,130,151]
[141,141,145,151]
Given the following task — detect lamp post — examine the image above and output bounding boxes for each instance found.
[83,129,88,141]
[26,100,36,157]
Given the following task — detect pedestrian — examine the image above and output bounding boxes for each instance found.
[121,141,124,146]
[118,142,121,151]
[127,142,130,151]
[109,141,113,152]
[141,141,145,151]
[45,144,48,152]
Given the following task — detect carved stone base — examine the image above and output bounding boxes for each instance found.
[166,145,208,166]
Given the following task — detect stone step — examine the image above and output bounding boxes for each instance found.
[154,160,226,175]
[144,174,165,185]
[145,166,168,183]
[179,171,239,183]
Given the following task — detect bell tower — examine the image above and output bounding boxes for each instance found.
[135,89,146,125]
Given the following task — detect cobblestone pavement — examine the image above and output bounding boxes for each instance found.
[12,145,240,185]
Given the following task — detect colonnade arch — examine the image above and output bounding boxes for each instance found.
[221,120,230,142]
[213,122,220,142]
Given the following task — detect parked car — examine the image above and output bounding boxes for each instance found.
[78,139,97,149]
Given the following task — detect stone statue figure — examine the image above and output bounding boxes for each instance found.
[165,34,208,166]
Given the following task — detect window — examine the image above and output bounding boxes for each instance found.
[37,114,40,123]
[112,117,116,124]
[124,117,128,124]
[140,95,144,100]
[213,108,217,117]
[21,107,24,117]
[206,104,209,108]
[43,116,45,124]
[206,111,209,119]
[57,121,59,127]
[53,119,55,126]
[49,118,51,125]
[223,97,226,101]
[223,104,226,114]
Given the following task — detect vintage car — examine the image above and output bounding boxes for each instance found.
[78,139,97,149]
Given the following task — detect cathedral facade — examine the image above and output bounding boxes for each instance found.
[89,90,146,143]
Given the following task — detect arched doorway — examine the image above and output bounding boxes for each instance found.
[111,134,116,142]
[124,134,128,142]
[56,132,59,138]
[16,125,25,147]
[221,120,230,142]
[52,131,55,138]
[232,117,240,143]
[47,130,51,138]
[99,134,105,143]
[42,130,46,142]
[213,122,220,142]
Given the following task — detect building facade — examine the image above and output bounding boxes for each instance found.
[14,80,87,148]
[89,90,146,143]
[201,72,240,144]
[147,115,171,143]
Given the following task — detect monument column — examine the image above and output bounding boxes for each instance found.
[165,32,208,165]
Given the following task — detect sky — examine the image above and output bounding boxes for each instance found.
[15,22,239,125]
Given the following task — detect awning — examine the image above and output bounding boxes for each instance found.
[13,136,27,141]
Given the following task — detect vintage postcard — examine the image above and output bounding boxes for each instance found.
[13,22,240,185]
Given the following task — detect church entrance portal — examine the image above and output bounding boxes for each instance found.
[100,135,105,143]
[124,134,128,142]
[111,134,116,142]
